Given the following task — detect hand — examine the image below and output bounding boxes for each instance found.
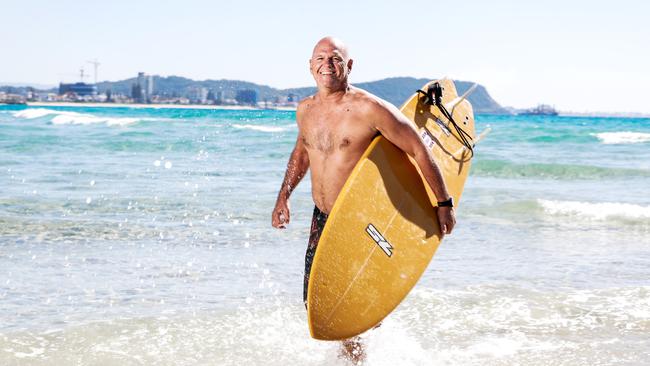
[437,206,456,237]
[272,199,290,229]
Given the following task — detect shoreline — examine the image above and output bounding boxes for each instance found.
[21,101,297,111]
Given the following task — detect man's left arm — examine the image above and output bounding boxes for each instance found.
[370,99,456,235]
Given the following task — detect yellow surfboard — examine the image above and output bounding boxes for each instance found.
[306,79,476,340]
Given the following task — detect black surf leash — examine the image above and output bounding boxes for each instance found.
[417,82,475,158]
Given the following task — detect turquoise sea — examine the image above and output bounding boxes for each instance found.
[1,105,649,365]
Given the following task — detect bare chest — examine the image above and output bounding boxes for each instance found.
[301,110,375,155]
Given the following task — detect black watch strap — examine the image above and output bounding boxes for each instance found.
[437,197,454,207]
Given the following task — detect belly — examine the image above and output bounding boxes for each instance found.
[309,154,360,213]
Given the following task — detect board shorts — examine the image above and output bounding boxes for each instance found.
[304,206,329,304]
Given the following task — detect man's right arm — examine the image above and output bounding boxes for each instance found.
[272,136,309,229]
[272,101,310,229]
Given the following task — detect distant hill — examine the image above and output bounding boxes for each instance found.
[0,85,45,94]
[285,77,506,114]
[0,82,56,90]
[92,75,505,114]
[3,76,507,114]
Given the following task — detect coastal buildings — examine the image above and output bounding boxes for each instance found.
[132,72,154,103]
[6,74,307,109]
[0,91,26,104]
[58,82,98,98]
[518,104,558,116]
[57,67,98,101]
[188,87,209,104]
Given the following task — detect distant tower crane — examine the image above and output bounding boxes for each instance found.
[87,59,100,85]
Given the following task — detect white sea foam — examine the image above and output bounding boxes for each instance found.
[538,199,650,220]
[12,108,140,126]
[12,108,65,119]
[592,131,650,144]
[232,123,293,132]
[51,114,138,126]
[401,285,650,364]
[1,284,648,365]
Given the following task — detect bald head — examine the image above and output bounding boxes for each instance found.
[311,36,350,60]
[309,36,353,92]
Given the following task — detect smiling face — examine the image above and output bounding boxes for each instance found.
[309,37,353,92]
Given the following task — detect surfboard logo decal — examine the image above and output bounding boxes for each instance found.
[434,118,451,136]
[419,128,436,149]
[366,224,393,257]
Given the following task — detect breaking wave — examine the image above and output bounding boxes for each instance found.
[591,131,650,144]
[538,199,650,221]
[12,108,141,126]
[232,123,294,132]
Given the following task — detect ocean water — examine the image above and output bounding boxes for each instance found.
[1,105,649,365]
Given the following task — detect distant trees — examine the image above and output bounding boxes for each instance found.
[235,89,257,106]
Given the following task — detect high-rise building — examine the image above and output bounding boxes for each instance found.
[199,87,208,104]
[216,91,225,105]
[133,72,154,103]
[146,75,154,102]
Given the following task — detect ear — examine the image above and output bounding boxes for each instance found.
[347,59,354,73]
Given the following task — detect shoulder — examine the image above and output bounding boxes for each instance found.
[297,95,315,110]
[347,86,401,121]
[296,95,316,125]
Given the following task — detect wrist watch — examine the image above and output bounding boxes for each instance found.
[437,197,454,207]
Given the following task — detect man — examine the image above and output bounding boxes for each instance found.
[271,36,456,362]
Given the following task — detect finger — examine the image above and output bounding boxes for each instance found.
[272,210,284,228]
[274,218,286,229]
[277,211,288,228]
[441,223,447,235]
[273,219,283,229]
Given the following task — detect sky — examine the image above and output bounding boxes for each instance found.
[1,0,649,113]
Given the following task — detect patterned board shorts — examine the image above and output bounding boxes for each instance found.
[304,206,329,304]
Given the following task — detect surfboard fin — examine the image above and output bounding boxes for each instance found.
[474,127,492,145]
[445,83,478,116]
